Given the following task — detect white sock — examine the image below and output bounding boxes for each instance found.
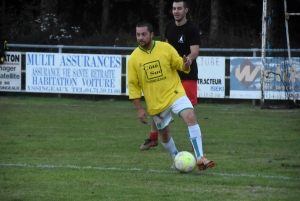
[188,124,203,161]
[161,137,178,159]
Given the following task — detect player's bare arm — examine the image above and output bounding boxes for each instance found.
[187,45,199,62]
[133,98,149,124]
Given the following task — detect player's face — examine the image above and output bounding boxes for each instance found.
[136,26,153,50]
[172,2,188,22]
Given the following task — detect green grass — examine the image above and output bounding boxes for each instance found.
[0,96,300,201]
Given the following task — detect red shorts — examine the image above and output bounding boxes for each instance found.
[181,80,198,106]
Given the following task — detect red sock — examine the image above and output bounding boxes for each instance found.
[150,132,158,141]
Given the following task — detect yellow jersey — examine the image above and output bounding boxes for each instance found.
[128,40,190,115]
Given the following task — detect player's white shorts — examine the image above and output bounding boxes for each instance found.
[152,95,194,130]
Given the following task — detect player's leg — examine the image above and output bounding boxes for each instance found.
[152,109,178,160]
[182,80,198,152]
[139,119,158,150]
[158,125,178,159]
[172,96,215,171]
[181,80,198,106]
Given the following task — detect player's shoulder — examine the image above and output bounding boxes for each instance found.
[155,40,171,47]
[186,20,199,30]
[155,41,175,51]
[129,47,140,58]
[166,19,176,28]
[186,21,200,36]
[131,47,139,54]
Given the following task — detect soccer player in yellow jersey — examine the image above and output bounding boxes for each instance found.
[128,21,215,171]
[140,0,200,150]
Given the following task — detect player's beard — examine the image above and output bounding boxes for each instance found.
[139,39,152,50]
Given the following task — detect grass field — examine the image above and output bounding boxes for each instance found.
[0,96,300,201]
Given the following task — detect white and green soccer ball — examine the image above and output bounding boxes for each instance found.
[174,151,196,173]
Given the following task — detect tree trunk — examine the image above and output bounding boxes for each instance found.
[101,0,110,36]
[1,0,6,39]
[209,0,220,44]
[159,0,165,39]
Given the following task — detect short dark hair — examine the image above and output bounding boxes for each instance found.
[173,0,188,8]
[136,21,153,33]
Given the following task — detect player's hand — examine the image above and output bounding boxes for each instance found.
[183,55,192,66]
[137,108,149,124]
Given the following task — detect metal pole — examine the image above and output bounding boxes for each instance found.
[261,0,267,108]
[284,0,296,104]
[57,45,63,98]
[284,0,291,60]
[252,50,257,105]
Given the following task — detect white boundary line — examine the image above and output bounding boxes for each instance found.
[1,163,299,181]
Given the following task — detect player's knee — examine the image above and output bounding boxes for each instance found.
[188,112,196,121]
[183,111,197,124]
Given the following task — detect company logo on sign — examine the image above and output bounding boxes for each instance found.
[211,86,224,91]
[234,59,260,88]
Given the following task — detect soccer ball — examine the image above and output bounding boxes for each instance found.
[174,151,196,173]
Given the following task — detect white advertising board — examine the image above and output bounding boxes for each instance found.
[0,52,22,92]
[230,57,300,99]
[197,57,226,98]
[26,53,122,95]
